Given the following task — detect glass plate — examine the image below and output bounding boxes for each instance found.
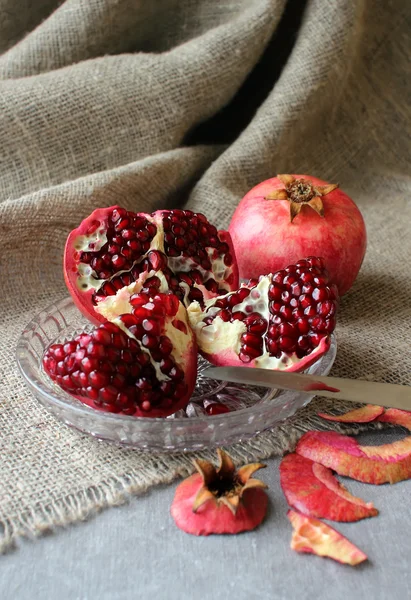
[16,297,337,453]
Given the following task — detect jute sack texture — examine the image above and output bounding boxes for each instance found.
[0,0,410,551]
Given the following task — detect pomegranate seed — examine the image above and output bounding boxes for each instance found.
[304,305,317,318]
[279,305,293,320]
[206,403,230,416]
[241,344,262,359]
[240,333,262,347]
[296,318,310,334]
[231,311,245,321]
[268,284,282,301]
[300,294,313,309]
[325,317,336,332]
[239,351,252,363]
[100,386,118,403]
[278,336,296,352]
[160,358,174,374]
[219,309,231,322]
[88,371,110,388]
[272,270,286,284]
[142,319,161,335]
[312,287,329,302]
[265,338,279,355]
[169,366,184,381]
[278,323,297,337]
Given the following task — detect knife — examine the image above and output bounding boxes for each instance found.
[202,366,411,410]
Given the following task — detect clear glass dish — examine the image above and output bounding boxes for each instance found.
[16,297,337,453]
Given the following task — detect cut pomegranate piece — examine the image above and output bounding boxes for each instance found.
[43,291,197,417]
[318,404,384,423]
[280,453,378,522]
[377,408,411,430]
[171,449,268,535]
[64,206,238,324]
[187,257,338,372]
[296,430,411,484]
[287,510,368,566]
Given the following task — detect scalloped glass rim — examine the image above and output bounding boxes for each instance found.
[16,297,337,453]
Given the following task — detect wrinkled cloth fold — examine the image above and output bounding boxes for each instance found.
[0,0,410,552]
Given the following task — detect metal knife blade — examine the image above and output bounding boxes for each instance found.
[202,366,411,410]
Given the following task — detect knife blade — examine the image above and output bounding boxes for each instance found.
[202,366,411,410]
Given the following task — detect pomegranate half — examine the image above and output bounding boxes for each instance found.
[229,174,366,295]
[188,257,338,372]
[65,206,239,325]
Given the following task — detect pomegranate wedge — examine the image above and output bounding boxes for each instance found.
[188,257,338,372]
[318,404,384,423]
[65,206,238,324]
[280,453,378,521]
[43,291,197,417]
[377,408,411,430]
[287,510,368,566]
[296,430,411,484]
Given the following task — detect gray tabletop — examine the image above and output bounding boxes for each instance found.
[1,429,410,600]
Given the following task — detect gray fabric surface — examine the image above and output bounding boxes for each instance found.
[1,0,410,553]
[1,430,411,600]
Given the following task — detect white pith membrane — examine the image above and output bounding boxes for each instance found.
[111,291,193,384]
[188,275,316,369]
[74,212,235,308]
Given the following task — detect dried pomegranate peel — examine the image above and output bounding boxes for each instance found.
[377,408,411,431]
[188,257,338,372]
[65,206,238,325]
[318,404,384,423]
[280,453,378,522]
[171,449,268,535]
[287,510,368,566]
[296,430,411,484]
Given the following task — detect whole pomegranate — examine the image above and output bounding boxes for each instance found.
[188,257,338,372]
[65,206,238,325]
[228,174,366,295]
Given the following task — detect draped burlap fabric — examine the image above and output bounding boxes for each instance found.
[0,0,410,552]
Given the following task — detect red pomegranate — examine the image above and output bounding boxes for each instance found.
[65,206,238,325]
[188,257,338,372]
[228,174,366,295]
[43,291,197,418]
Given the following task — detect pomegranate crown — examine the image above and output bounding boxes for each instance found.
[192,449,267,515]
[265,174,339,222]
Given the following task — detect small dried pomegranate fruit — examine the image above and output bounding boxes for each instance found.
[229,174,366,295]
[280,453,378,522]
[188,257,338,372]
[287,510,368,566]
[171,449,268,535]
[296,430,411,484]
[43,291,197,417]
[318,404,384,423]
[65,206,238,324]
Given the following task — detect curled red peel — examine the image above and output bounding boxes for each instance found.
[287,510,368,566]
[318,404,384,423]
[296,430,411,484]
[377,408,411,431]
[280,453,378,522]
[170,449,268,535]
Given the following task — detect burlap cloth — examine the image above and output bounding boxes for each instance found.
[0,0,410,552]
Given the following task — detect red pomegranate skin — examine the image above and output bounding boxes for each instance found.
[229,175,367,295]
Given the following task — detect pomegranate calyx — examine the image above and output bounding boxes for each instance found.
[265,175,339,222]
[192,449,267,515]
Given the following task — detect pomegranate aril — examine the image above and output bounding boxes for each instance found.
[169,366,184,381]
[142,334,158,349]
[272,270,286,284]
[265,338,279,355]
[206,403,230,416]
[88,371,110,388]
[304,305,317,318]
[278,336,296,352]
[130,293,151,307]
[160,358,174,374]
[312,287,329,302]
[239,351,252,363]
[278,323,297,338]
[268,284,282,301]
[240,333,262,347]
[241,344,262,359]
[231,311,245,321]
[219,309,231,322]
[142,319,161,335]
[296,318,310,334]
[279,305,293,320]
[99,386,118,403]
[324,317,336,333]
